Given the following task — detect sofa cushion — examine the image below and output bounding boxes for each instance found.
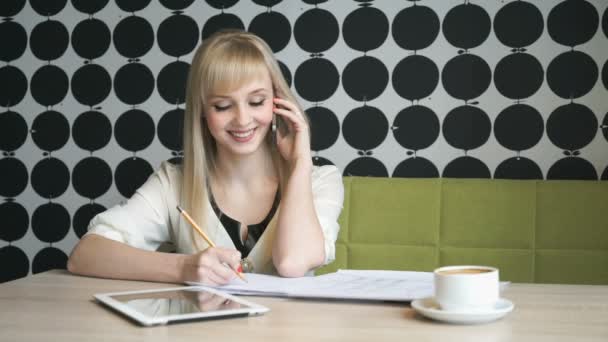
[317,177,608,285]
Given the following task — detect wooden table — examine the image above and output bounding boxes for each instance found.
[1,270,607,341]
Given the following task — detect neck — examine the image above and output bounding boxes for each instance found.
[213,143,277,188]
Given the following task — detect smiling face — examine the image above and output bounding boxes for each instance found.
[204,70,274,158]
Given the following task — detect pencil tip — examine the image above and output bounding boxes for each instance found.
[176,205,183,213]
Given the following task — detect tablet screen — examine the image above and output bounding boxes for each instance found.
[96,286,269,326]
[110,288,246,317]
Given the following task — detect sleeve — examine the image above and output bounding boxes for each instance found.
[311,165,344,265]
[84,162,177,251]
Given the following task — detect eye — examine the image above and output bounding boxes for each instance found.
[250,99,265,107]
[213,104,231,112]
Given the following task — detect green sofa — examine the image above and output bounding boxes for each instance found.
[316,177,608,285]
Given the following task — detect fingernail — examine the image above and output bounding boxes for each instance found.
[237,265,243,273]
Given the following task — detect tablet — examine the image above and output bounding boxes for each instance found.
[94,286,269,326]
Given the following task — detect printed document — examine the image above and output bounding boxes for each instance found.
[188,269,435,302]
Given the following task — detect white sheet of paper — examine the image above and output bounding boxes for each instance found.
[187,269,435,302]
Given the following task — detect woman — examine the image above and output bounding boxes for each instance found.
[67,30,344,285]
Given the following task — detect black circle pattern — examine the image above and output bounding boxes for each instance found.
[72,157,113,199]
[30,20,69,61]
[0,202,29,242]
[157,61,189,105]
[114,63,155,105]
[30,65,69,107]
[116,0,151,12]
[547,103,598,151]
[30,0,67,17]
[393,55,439,101]
[495,157,543,180]
[494,53,544,100]
[157,14,199,57]
[0,66,28,107]
[443,3,491,50]
[0,111,28,152]
[494,1,544,48]
[442,54,492,101]
[71,64,112,106]
[295,58,339,102]
[32,247,68,274]
[392,4,440,51]
[157,108,184,151]
[294,8,340,53]
[113,16,154,59]
[2,1,608,283]
[73,203,106,238]
[393,105,440,151]
[393,157,439,178]
[72,111,112,152]
[343,105,388,152]
[114,109,156,152]
[308,106,340,152]
[248,11,291,53]
[0,0,26,17]
[32,202,70,243]
[0,158,28,198]
[547,51,598,100]
[71,0,109,15]
[342,56,388,102]
[115,157,153,198]
[202,13,244,40]
[0,246,29,282]
[494,104,544,152]
[548,0,599,47]
[443,105,492,151]
[0,21,27,62]
[31,110,70,152]
[343,6,388,52]
[31,157,70,199]
[71,18,111,60]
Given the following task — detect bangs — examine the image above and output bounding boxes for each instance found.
[203,40,269,98]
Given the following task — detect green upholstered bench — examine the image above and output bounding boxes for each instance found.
[316,177,608,285]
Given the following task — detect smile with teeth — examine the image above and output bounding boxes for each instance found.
[229,128,256,140]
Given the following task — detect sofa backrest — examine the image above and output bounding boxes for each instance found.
[316,177,608,285]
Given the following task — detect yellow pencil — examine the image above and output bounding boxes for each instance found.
[176,205,247,282]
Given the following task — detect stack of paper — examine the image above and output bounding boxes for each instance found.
[188,269,435,302]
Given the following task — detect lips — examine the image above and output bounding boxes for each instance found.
[228,127,256,142]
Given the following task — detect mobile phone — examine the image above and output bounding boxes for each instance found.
[272,113,289,146]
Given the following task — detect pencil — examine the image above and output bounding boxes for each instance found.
[176,205,248,282]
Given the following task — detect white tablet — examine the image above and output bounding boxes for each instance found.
[94,286,269,326]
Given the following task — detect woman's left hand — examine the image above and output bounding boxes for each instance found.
[272,97,312,167]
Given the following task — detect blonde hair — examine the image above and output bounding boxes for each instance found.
[181,30,306,250]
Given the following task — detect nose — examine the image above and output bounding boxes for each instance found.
[234,104,251,126]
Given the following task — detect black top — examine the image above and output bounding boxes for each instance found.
[209,190,280,258]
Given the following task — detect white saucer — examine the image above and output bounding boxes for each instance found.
[411,297,514,324]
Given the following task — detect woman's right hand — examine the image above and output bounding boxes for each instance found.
[180,247,241,285]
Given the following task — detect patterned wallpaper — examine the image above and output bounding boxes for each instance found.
[1,0,607,282]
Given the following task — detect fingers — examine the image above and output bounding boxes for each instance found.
[189,247,241,285]
[273,98,305,121]
[273,101,307,133]
[215,247,242,271]
[272,97,298,113]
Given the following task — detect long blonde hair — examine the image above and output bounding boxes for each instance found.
[181,30,306,250]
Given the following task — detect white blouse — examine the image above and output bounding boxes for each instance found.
[86,161,344,275]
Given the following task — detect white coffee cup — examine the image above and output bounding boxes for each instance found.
[433,265,499,312]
